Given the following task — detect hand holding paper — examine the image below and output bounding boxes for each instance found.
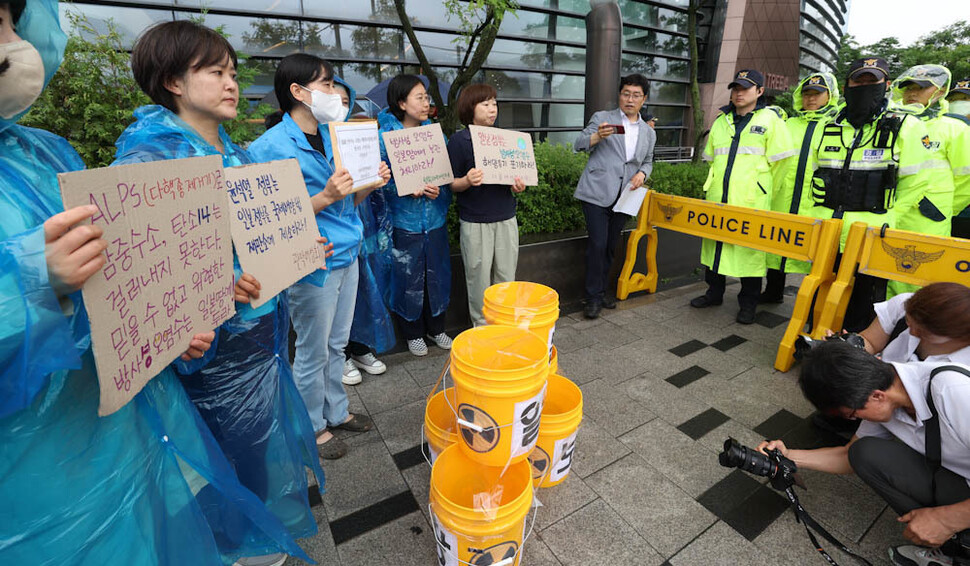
[44,205,108,297]
[180,331,215,361]
[234,273,261,304]
[612,183,648,216]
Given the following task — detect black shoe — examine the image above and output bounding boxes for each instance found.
[584,300,602,319]
[758,292,784,304]
[690,295,723,308]
[736,307,756,325]
[602,295,617,309]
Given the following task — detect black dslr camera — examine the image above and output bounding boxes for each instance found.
[718,438,799,491]
[793,332,866,361]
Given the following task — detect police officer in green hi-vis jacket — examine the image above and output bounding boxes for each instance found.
[689,69,796,325]
[762,72,842,304]
[809,57,936,331]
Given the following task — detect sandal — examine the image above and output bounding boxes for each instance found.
[331,413,373,433]
[316,431,348,460]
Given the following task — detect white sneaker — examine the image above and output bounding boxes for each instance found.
[890,545,954,566]
[428,332,452,349]
[342,358,362,385]
[234,553,287,566]
[407,338,429,356]
[351,352,387,375]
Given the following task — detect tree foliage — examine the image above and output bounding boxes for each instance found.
[393,0,519,134]
[835,21,970,83]
[23,11,272,168]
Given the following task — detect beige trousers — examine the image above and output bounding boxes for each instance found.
[459,217,519,326]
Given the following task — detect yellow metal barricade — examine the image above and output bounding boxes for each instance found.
[616,191,843,372]
[815,222,970,336]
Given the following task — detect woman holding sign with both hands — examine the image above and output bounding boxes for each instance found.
[250,54,391,461]
[447,83,527,326]
[115,22,332,566]
[378,75,454,357]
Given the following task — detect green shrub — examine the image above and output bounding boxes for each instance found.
[645,161,709,200]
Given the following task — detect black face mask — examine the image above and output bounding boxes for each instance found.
[843,82,887,128]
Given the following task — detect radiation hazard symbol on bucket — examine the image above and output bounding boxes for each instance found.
[457,404,500,452]
[469,541,518,565]
[528,446,550,481]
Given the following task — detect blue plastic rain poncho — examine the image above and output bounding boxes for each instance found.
[114,105,324,559]
[377,108,452,321]
[0,3,310,565]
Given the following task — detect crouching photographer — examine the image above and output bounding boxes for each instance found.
[760,342,970,566]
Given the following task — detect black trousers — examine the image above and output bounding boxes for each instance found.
[345,340,370,357]
[764,268,786,298]
[849,436,970,559]
[397,282,446,341]
[704,267,761,310]
[581,200,629,302]
[842,272,886,332]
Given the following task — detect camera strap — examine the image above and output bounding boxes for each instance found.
[784,487,874,566]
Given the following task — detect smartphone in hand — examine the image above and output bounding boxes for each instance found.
[606,124,626,134]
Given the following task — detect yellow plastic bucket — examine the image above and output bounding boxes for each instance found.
[451,325,549,467]
[482,282,560,351]
[425,387,459,464]
[528,374,583,488]
[430,444,533,566]
[549,345,558,375]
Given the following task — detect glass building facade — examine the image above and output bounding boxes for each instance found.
[63,0,692,147]
[799,0,850,77]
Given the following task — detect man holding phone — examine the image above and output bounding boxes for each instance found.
[574,73,656,319]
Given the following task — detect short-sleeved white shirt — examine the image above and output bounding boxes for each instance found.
[874,293,970,365]
[856,361,970,487]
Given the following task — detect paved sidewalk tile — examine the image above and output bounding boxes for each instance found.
[669,521,774,566]
[541,499,665,566]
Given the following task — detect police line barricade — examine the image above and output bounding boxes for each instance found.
[616,191,843,372]
[815,222,970,336]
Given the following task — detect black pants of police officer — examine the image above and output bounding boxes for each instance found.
[849,437,970,559]
[581,201,629,303]
[704,267,761,311]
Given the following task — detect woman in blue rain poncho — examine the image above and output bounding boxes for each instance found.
[0,3,310,565]
[114,21,326,566]
[378,75,453,357]
[250,55,390,460]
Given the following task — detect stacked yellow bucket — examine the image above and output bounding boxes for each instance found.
[423,282,584,565]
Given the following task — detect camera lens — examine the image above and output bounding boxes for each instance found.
[719,438,777,478]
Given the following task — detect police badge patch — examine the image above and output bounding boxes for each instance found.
[824,146,840,152]
[921,135,940,150]
[750,125,766,134]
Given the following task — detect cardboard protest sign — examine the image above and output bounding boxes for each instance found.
[224,159,326,308]
[469,125,539,186]
[380,123,454,196]
[59,155,236,416]
[328,120,383,192]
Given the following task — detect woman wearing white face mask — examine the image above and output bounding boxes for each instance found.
[249,54,391,460]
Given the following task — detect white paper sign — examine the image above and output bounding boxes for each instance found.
[432,513,459,566]
[224,159,327,308]
[612,182,648,215]
[58,155,235,416]
[469,125,539,186]
[381,123,454,196]
[549,430,578,483]
[511,382,547,457]
[329,121,382,191]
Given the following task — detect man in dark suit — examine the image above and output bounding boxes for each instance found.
[574,74,656,319]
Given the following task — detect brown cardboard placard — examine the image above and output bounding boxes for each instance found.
[224,159,327,308]
[380,123,454,196]
[58,155,236,416]
[469,125,539,186]
[328,120,384,192]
